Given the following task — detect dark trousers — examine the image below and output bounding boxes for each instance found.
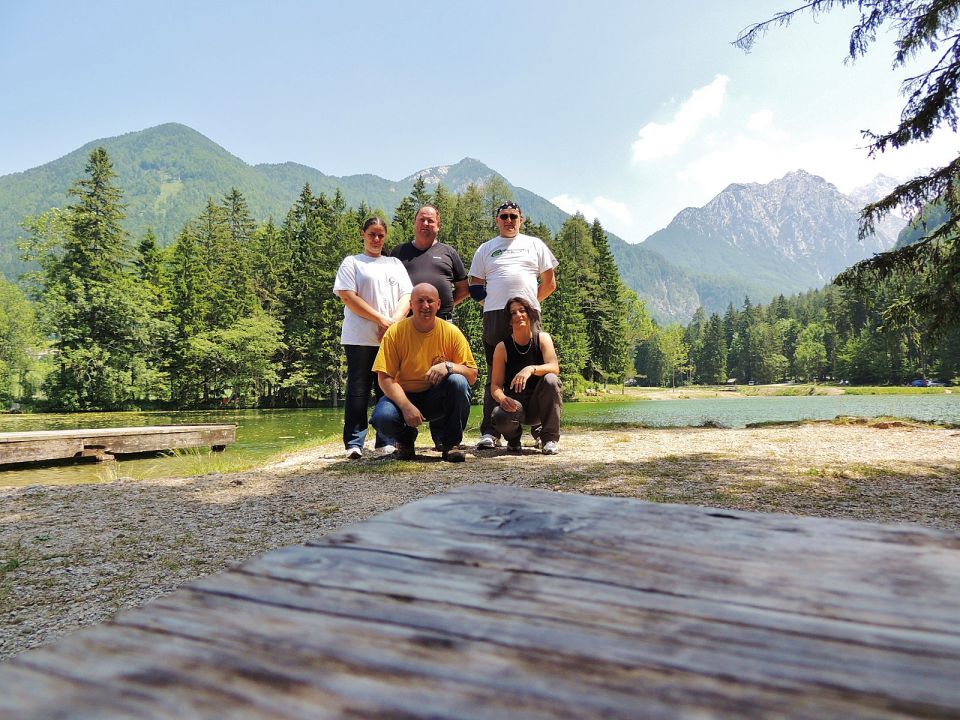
[480,311,513,438]
[343,344,393,449]
[491,373,563,444]
[370,374,472,450]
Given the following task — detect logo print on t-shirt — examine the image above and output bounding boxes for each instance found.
[492,249,504,258]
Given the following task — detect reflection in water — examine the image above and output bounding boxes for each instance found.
[2,394,958,487]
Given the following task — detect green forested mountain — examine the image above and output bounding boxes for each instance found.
[0,123,584,282]
[894,202,949,250]
[0,124,288,276]
[2,123,901,326]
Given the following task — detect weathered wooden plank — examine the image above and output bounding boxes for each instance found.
[311,485,960,631]
[180,555,959,710]
[0,424,237,466]
[0,437,85,463]
[230,544,960,663]
[6,598,922,720]
[5,623,654,720]
[1,485,958,719]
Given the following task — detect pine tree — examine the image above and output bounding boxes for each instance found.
[543,218,590,392]
[694,313,728,385]
[37,148,151,410]
[587,219,630,383]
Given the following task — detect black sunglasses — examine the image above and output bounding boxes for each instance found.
[498,213,519,221]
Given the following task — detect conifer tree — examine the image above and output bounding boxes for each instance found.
[543,217,590,391]
[37,148,151,410]
[587,219,630,383]
[694,313,728,385]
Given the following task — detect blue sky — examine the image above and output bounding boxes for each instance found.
[1,1,955,241]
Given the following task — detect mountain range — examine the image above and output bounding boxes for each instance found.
[0,123,904,323]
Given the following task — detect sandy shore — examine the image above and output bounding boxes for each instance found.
[2,419,958,661]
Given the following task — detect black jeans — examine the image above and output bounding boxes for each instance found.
[343,344,394,449]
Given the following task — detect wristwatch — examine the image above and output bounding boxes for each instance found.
[445,361,454,375]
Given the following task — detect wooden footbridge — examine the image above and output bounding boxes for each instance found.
[0,424,237,465]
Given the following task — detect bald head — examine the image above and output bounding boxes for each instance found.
[412,282,439,301]
[411,283,441,331]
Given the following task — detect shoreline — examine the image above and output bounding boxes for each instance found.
[2,420,958,661]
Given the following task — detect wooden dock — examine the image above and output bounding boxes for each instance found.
[0,424,237,465]
[1,484,958,718]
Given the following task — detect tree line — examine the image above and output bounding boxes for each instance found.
[3,148,956,412]
[1,148,642,411]
[635,283,960,387]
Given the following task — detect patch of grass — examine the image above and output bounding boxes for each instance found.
[738,385,831,396]
[539,470,591,490]
[164,447,265,476]
[330,457,422,474]
[640,478,702,504]
[1,538,28,578]
[843,386,948,395]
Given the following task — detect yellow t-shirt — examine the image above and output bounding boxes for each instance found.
[373,318,477,393]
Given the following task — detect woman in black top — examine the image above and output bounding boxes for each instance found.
[489,296,563,454]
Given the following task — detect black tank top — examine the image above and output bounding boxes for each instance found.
[503,332,545,402]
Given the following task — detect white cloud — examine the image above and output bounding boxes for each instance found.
[746,109,775,133]
[675,112,957,204]
[632,74,729,163]
[551,193,635,236]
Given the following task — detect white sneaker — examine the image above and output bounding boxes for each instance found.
[542,441,559,455]
[476,434,501,449]
[377,444,397,456]
[345,447,363,460]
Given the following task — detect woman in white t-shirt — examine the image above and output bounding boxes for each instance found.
[333,217,412,459]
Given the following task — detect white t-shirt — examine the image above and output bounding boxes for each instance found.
[333,254,412,346]
[468,233,559,314]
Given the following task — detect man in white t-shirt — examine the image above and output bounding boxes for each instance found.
[468,201,558,449]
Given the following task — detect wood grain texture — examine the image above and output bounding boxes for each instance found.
[1,484,958,719]
[0,424,236,465]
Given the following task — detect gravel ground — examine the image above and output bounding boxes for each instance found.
[2,419,958,661]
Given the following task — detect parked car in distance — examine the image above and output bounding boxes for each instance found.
[910,378,929,387]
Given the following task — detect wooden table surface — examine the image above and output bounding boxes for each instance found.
[2,484,959,719]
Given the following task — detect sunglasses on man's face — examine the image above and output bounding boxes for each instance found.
[499,213,519,221]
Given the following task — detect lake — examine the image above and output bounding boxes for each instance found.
[2,393,958,487]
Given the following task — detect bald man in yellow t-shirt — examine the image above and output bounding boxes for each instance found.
[371,283,478,462]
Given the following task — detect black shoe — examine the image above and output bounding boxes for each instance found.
[394,444,416,460]
[442,447,466,463]
[507,439,522,452]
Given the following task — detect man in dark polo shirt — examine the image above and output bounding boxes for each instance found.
[391,205,468,321]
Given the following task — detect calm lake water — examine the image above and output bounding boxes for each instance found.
[2,393,958,487]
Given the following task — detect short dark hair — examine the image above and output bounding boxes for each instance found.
[415,204,441,223]
[362,216,388,233]
[503,296,539,325]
